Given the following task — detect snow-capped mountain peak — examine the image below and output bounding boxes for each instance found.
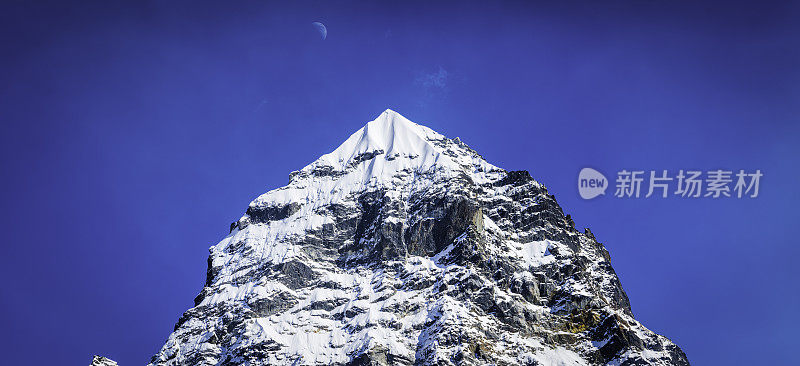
[146,110,689,366]
[310,109,442,169]
[293,109,500,186]
[244,110,502,246]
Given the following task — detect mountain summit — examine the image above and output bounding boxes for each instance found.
[310,109,457,172]
[146,110,688,365]
[300,109,496,182]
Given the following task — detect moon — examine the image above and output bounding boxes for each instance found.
[312,22,327,40]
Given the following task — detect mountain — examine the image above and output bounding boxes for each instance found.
[143,110,688,365]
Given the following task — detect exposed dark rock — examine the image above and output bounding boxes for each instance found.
[248,292,297,317]
[246,202,301,223]
[274,260,317,289]
[495,170,534,187]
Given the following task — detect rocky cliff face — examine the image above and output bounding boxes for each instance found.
[147,110,688,365]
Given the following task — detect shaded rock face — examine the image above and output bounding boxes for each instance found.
[148,110,689,366]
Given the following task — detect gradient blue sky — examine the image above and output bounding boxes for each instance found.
[1,1,798,364]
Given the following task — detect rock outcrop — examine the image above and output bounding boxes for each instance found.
[91,356,119,366]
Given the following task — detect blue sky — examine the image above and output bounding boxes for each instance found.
[1,1,798,364]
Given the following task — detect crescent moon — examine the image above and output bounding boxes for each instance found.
[312,22,327,40]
